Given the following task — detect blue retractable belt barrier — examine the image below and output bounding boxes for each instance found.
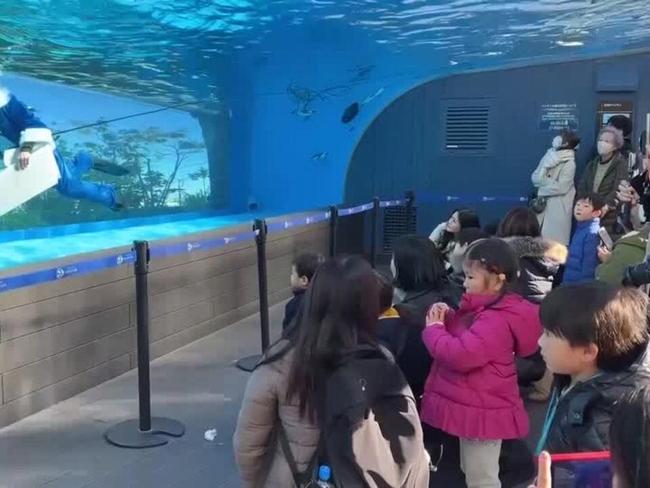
[0,199,408,293]
[265,211,331,234]
[149,230,259,260]
[338,202,374,216]
[418,192,528,205]
[0,251,135,293]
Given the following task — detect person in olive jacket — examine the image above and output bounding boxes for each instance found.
[577,127,629,234]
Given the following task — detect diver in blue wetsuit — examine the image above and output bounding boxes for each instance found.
[0,86,127,210]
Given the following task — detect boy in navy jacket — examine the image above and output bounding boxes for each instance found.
[563,193,605,284]
[282,252,324,330]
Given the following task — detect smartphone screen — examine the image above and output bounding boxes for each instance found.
[550,452,612,488]
[598,228,614,251]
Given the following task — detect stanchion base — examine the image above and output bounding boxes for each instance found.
[236,354,262,372]
[105,417,185,449]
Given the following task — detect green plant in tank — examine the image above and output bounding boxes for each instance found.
[189,166,209,196]
[85,124,206,210]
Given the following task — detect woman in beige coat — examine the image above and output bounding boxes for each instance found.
[233,256,430,488]
[531,131,579,246]
[234,344,319,487]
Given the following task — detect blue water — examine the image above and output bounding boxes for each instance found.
[0,212,260,270]
[1,0,649,272]
[2,0,650,104]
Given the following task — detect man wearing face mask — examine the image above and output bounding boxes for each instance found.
[531,130,579,245]
[577,127,629,235]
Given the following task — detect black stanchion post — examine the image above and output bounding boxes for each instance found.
[105,241,185,449]
[370,197,381,268]
[328,205,339,258]
[405,190,415,234]
[256,219,271,351]
[135,240,152,432]
[236,219,270,372]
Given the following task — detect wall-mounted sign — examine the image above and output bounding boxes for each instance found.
[597,101,633,129]
[539,103,579,131]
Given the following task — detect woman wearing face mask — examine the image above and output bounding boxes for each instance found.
[577,127,629,235]
[531,130,580,245]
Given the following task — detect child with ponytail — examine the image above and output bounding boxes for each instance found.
[421,238,542,488]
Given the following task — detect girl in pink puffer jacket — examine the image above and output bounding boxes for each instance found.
[421,239,542,488]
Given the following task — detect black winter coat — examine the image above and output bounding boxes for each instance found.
[630,171,650,223]
[544,344,650,453]
[282,290,305,330]
[392,285,462,401]
[504,236,567,304]
[504,237,567,385]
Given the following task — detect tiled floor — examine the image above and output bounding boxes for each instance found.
[0,302,286,488]
[0,299,546,488]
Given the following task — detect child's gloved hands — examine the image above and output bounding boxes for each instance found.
[426,303,449,327]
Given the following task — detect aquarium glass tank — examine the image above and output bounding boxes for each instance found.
[0,0,649,268]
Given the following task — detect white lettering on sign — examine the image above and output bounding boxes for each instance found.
[539,103,579,131]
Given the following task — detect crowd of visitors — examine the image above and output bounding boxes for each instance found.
[232,119,650,487]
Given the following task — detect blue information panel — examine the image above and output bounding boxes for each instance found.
[540,103,579,131]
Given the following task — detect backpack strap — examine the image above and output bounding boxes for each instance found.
[392,324,409,360]
[379,306,410,360]
[278,423,324,488]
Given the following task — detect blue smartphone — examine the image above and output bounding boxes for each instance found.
[550,452,612,488]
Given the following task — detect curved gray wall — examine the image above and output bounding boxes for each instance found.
[345,51,650,232]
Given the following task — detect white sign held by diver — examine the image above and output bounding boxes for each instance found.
[0,146,61,217]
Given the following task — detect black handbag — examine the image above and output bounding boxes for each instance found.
[529,192,547,214]
[530,157,568,214]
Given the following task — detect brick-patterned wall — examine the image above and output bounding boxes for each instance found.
[0,219,329,427]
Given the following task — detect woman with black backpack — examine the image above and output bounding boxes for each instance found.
[234,256,430,488]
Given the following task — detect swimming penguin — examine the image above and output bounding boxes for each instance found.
[341,103,359,124]
[340,87,384,124]
[311,151,328,162]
